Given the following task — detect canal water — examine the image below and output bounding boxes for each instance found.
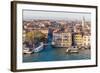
[23,46,90,62]
[23,28,91,62]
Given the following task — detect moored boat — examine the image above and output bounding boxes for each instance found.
[23,47,32,54]
[23,42,44,54]
[32,42,44,53]
[66,46,79,53]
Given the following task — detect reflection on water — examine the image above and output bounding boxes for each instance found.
[23,45,91,62]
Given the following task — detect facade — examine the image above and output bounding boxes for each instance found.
[82,34,90,48]
[73,33,90,49]
[25,31,34,42]
[73,33,83,48]
[38,29,48,38]
[22,30,26,42]
[52,32,72,48]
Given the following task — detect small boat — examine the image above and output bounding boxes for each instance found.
[23,42,44,54]
[66,46,79,53]
[23,47,32,54]
[24,51,32,54]
[32,42,44,53]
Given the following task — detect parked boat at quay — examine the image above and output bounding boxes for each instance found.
[23,42,44,54]
[32,42,44,53]
[23,48,32,54]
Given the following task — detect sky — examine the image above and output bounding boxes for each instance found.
[23,10,91,21]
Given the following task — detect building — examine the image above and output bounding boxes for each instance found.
[22,30,26,42]
[73,33,83,48]
[25,30,34,42]
[52,32,72,48]
[38,29,48,38]
[81,17,91,49]
[82,34,91,49]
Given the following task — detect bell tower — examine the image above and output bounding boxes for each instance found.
[82,16,85,32]
[82,16,85,28]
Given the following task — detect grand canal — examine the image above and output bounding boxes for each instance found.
[23,45,90,62]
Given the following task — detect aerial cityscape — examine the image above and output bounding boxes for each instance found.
[22,10,91,62]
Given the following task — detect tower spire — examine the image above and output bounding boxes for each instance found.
[82,16,85,27]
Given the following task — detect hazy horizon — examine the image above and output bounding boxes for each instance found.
[23,10,91,21]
